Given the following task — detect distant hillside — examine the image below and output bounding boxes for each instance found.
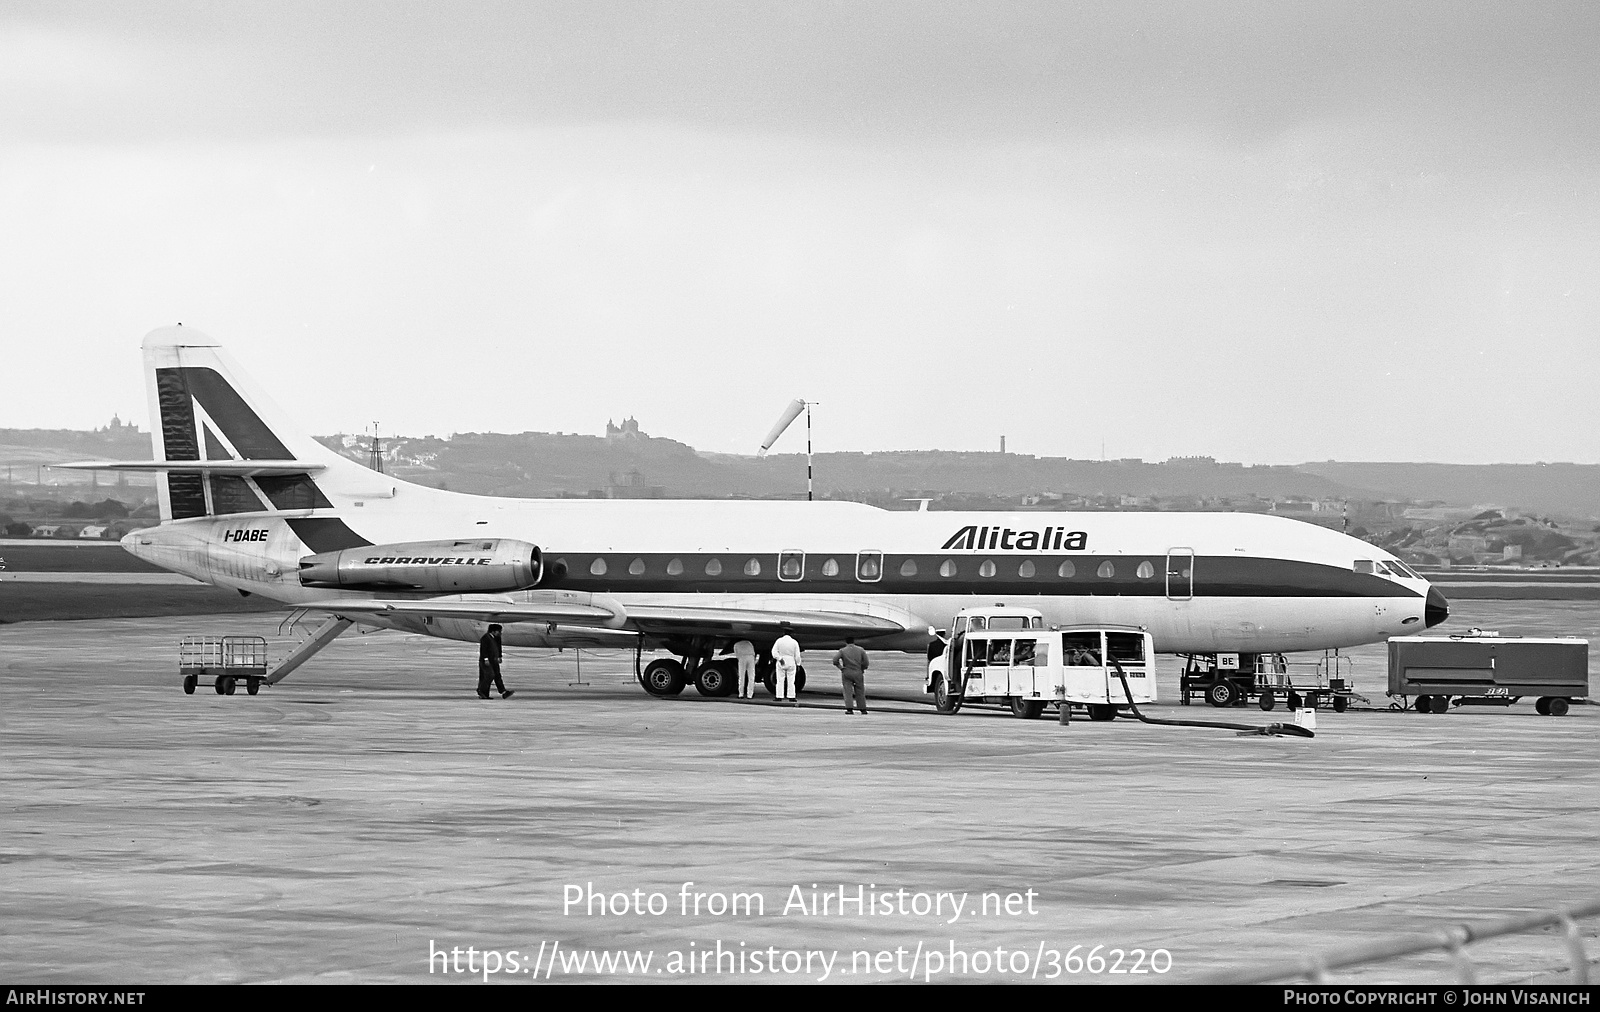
[1299,462,1600,521]
[6,421,1599,519]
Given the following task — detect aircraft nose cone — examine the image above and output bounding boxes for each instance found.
[1425,586,1450,628]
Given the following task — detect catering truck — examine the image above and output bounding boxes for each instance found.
[924,606,1157,719]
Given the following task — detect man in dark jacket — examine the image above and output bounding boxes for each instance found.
[832,635,870,715]
[478,624,514,699]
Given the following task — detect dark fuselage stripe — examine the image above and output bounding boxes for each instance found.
[540,553,1420,599]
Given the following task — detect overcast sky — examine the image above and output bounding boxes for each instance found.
[2,2,1597,463]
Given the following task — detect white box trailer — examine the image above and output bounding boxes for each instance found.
[925,606,1157,720]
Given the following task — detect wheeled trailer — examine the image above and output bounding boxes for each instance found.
[1387,633,1588,715]
[1180,651,1362,712]
[179,636,269,696]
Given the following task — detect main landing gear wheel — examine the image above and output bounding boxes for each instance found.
[642,658,687,697]
[1086,704,1116,722]
[1258,693,1276,711]
[694,660,737,697]
[1428,695,1450,714]
[1206,680,1237,708]
[183,675,197,695]
[1009,697,1044,719]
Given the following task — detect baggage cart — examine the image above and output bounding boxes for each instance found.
[179,635,269,696]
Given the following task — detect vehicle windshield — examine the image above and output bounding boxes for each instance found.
[986,615,1032,630]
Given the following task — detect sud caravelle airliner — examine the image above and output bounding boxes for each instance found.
[64,326,1449,695]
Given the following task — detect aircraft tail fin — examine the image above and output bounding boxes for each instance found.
[138,325,379,521]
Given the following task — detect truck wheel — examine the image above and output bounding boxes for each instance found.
[214,676,227,695]
[1414,695,1432,713]
[641,658,686,697]
[183,675,197,695]
[1332,695,1348,713]
[222,677,236,696]
[1536,697,1550,715]
[1206,680,1236,708]
[1087,704,1116,721]
[1548,698,1569,717]
[246,678,260,696]
[1258,693,1276,711]
[1428,695,1449,714]
[1009,697,1043,719]
[933,673,958,713]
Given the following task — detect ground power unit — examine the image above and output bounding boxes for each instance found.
[1387,632,1588,715]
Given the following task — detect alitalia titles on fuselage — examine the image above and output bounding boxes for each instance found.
[941,526,1089,552]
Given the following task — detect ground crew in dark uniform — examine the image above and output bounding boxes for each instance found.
[832,635,870,715]
[478,624,514,699]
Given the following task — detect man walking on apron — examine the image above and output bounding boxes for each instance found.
[478,624,514,699]
[771,631,801,705]
[833,635,870,714]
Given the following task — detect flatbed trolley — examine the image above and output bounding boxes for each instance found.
[180,635,269,696]
[1180,651,1363,712]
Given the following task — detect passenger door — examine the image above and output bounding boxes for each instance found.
[1011,638,1039,697]
[1166,548,1194,601]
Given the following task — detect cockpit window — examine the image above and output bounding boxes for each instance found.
[1353,560,1376,574]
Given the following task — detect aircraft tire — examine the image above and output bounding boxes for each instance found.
[183,675,197,695]
[1258,693,1276,711]
[641,659,687,697]
[796,666,806,694]
[1205,680,1236,708]
[694,661,735,698]
[1009,697,1044,719]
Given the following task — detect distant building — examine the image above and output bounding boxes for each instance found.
[1502,544,1523,560]
[1164,455,1215,466]
[606,470,665,499]
[79,525,108,539]
[606,417,646,442]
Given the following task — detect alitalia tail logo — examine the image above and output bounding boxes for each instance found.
[941,526,1088,551]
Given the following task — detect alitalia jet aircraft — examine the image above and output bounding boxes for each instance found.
[64,326,1449,696]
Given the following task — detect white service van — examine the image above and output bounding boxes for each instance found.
[925,606,1157,720]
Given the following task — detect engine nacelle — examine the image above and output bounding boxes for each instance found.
[298,538,542,593]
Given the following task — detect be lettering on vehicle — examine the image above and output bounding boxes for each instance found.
[941,526,1088,552]
[223,529,269,543]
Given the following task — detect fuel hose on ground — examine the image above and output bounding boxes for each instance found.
[1107,657,1314,738]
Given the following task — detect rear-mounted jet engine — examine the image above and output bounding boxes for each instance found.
[298,539,542,593]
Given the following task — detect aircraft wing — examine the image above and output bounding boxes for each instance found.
[300,590,628,627]
[623,603,910,638]
[298,594,913,640]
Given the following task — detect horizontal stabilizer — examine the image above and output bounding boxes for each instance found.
[56,459,327,476]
